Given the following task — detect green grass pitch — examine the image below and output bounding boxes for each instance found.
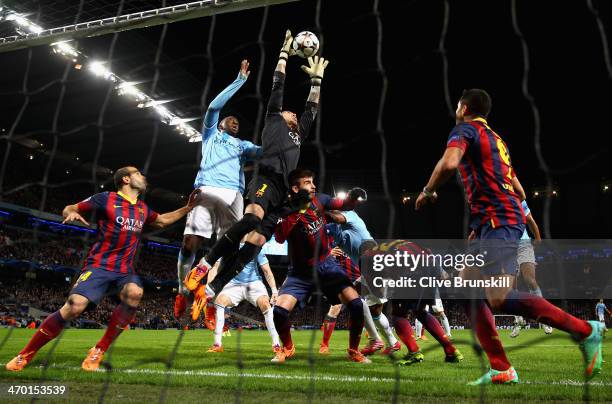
[0,328,610,402]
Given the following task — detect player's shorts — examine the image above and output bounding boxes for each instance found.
[364,294,388,307]
[218,280,269,308]
[517,239,537,266]
[246,166,287,215]
[279,257,353,309]
[473,223,524,276]
[431,298,444,313]
[184,185,243,238]
[599,313,606,322]
[70,269,143,305]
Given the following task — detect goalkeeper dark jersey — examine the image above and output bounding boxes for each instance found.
[258,71,317,184]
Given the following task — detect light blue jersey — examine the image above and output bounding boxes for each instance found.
[521,201,531,240]
[327,210,373,263]
[597,303,606,316]
[194,73,261,193]
[229,244,268,285]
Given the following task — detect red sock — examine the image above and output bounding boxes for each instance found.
[273,306,293,350]
[392,316,419,352]
[502,290,591,340]
[321,316,337,346]
[95,303,137,352]
[465,300,511,371]
[19,311,66,360]
[417,311,455,355]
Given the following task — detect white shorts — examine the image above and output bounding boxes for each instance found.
[364,294,388,307]
[599,313,606,322]
[184,185,244,238]
[431,298,444,313]
[218,280,268,308]
[517,240,537,266]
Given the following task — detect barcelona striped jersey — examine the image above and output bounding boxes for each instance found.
[77,191,158,274]
[446,117,525,229]
[274,193,345,277]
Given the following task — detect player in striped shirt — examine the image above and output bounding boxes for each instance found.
[416,89,604,384]
[6,167,199,372]
[270,169,370,363]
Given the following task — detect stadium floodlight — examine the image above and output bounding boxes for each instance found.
[336,191,347,200]
[3,9,201,141]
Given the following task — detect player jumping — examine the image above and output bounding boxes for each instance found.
[175,60,261,322]
[6,167,199,372]
[183,31,329,310]
[415,89,604,384]
[271,169,369,363]
[205,242,280,353]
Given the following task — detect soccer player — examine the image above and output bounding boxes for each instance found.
[183,30,330,304]
[270,169,369,363]
[6,167,199,372]
[416,292,452,340]
[415,89,604,384]
[205,243,280,353]
[510,198,552,337]
[175,60,261,322]
[596,299,610,332]
[322,209,399,356]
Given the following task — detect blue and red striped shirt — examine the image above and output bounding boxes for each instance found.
[77,191,158,274]
[274,193,346,276]
[446,118,525,229]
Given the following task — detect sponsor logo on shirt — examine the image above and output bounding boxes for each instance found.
[116,216,144,232]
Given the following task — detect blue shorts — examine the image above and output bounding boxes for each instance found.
[70,269,143,304]
[473,223,524,276]
[279,257,353,309]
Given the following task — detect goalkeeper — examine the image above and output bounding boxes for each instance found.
[183,30,330,305]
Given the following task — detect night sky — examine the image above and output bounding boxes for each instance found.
[0,0,611,239]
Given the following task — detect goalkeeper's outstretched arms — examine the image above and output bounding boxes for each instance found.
[267,30,296,115]
[297,55,330,141]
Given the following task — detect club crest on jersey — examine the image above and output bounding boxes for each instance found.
[116,216,144,232]
[255,184,268,198]
[288,131,301,146]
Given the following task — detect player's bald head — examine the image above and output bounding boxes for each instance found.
[219,115,239,135]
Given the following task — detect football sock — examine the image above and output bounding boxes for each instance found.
[392,316,419,353]
[19,311,66,360]
[263,308,280,347]
[439,313,452,337]
[273,306,293,350]
[501,290,591,340]
[416,311,455,355]
[465,299,511,371]
[373,313,398,346]
[214,304,225,346]
[96,303,137,352]
[362,299,380,341]
[177,250,195,295]
[321,314,337,346]
[347,298,365,351]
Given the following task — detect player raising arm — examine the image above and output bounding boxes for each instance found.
[175,60,261,322]
[183,30,330,307]
[6,167,199,372]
